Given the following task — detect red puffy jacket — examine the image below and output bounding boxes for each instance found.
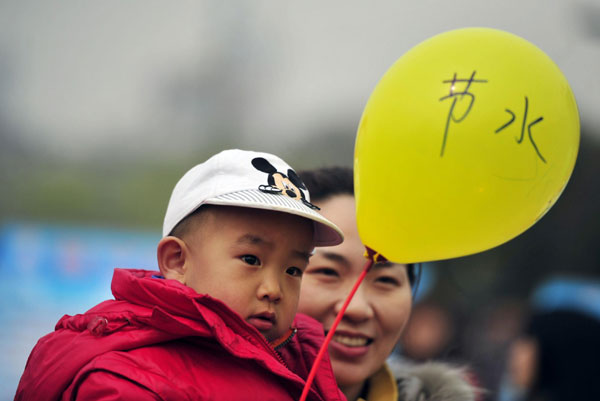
[15,269,345,401]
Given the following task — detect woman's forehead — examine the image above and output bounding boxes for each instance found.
[370,262,408,274]
[314,249,406,273]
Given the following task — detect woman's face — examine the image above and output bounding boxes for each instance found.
[298,194,412,390]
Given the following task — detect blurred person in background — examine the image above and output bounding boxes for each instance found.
[498,277,600,401]
[471,299,526,400]
[399,300,457,363]
[298,166,479,401]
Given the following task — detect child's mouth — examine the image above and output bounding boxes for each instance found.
[248,312,276,332]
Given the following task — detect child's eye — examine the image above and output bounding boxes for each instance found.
[286,266,303,277]
[241,255,261,266]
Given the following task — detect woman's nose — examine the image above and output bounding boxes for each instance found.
[335,285,374,322]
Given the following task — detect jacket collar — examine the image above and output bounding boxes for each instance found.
[359,364,398,401]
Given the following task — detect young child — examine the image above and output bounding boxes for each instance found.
[15,149,346,401]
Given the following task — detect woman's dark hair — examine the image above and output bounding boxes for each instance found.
[298,166,354,202]
[298,166,417,288]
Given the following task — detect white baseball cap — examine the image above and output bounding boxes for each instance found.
[163,149,344,246]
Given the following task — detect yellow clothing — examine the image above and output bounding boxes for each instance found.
[358,363,398,401]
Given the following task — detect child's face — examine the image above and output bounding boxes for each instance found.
[182,206,314,342]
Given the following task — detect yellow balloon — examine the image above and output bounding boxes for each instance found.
[355,27,579,263]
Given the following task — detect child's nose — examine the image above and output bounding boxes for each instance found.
[257,273,282,303]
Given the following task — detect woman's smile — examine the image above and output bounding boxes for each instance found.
[328,330,374,358]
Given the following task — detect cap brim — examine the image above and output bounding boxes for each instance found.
[204,189,344,246]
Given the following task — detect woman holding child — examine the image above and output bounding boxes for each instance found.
[298,167,478,401]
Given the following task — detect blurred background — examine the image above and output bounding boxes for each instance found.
[1,1,599,399]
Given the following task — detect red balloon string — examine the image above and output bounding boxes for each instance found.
[298,256,375,401]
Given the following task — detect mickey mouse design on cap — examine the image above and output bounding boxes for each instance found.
[163,149,344,247]
[251,157,319,210]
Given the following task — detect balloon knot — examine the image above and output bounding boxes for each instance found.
[363,246,388,263]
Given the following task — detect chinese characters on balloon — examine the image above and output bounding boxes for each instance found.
[439,71,546,162]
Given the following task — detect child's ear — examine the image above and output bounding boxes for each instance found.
[157,236,188,283]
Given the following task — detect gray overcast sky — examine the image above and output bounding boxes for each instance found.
[1,0,598,159]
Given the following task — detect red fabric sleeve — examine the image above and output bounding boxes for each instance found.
[71,371,162,401]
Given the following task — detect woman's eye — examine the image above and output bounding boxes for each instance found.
[241,255,261,266]
[314,268,339,277]
[286,266,303,277]
[375,276,400,286]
